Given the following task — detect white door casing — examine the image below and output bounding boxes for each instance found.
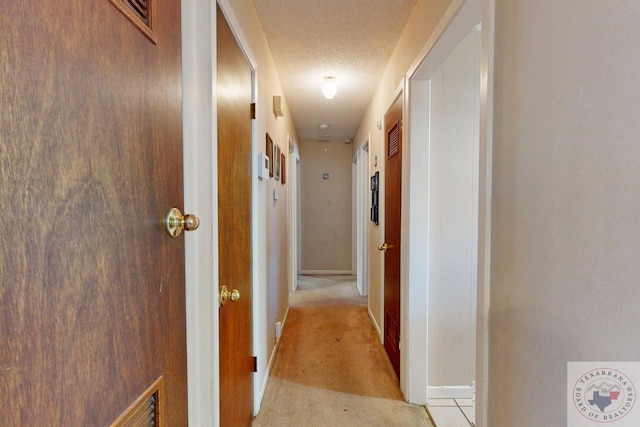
[356,141,371,296]
[426,25,480,399]
[403,4,493,425]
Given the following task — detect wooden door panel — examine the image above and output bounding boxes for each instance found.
[1,2,186,425]
[383,95,403,378]
[217,5,254,427]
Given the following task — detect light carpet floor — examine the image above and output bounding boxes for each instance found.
[252,275,434,427]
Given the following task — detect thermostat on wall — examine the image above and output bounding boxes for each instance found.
[258,152,270,180]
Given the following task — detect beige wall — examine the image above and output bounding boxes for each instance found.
[218,0,297,409]
[222,1,640,424]
[354,0,452,336]
[490,1,640,425]
[299,140,353,272]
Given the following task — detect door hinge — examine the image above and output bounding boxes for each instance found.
[250,103,256,120]
[252,356,257,372]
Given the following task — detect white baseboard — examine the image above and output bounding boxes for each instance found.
[256,306,290,411]
[299,270,353,275]
[368,306,383,344]
[427,385,474,399]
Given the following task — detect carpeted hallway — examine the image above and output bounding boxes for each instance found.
[252,275,434,427]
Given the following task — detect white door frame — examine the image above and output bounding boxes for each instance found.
[426,25,480,400]
[356,140,371,296]
[182,0,217,425]
[182,0,260,425]
[288,134,299,292]
[402,1,493,426]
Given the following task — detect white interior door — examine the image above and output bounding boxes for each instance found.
[427,26,481,399]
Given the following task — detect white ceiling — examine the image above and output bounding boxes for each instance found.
[253,0,417,142]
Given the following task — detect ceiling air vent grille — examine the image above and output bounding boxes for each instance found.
[387,122,400,159]
[110,0,157,44]
[111,377,162,427]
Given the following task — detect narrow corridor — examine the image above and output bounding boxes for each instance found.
[252,275,432,426]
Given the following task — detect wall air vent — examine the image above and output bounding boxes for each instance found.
[126,0,149,24]
[110,0,157,44]
[387,122,400,159]
[111,377,163,427]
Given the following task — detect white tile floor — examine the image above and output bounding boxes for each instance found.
[426,399,475,427]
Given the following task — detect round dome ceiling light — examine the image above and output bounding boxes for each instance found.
[322,76,337,99]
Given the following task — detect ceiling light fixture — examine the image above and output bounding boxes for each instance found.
[322,76,337,99]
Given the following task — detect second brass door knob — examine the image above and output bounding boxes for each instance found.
[219,285,240,306]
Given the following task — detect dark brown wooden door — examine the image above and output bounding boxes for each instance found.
[383,94,403,378]
[1,1,187,426]
[217,5,254,427]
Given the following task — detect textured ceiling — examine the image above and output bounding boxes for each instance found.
[253,0,416,142]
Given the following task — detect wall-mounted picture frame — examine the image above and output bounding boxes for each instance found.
[266,133,274,177]
[371,171,379,225]
[281,152,286,184]
[273,144,281,180]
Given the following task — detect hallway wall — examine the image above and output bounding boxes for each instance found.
[490,1,640,425]
[299,140,353,273]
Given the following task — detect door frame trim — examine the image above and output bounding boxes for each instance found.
[182,1,217,425]
[356,139,370,297]
[287,133,299,292]
[183,1,260,425]
[402,1,494,426]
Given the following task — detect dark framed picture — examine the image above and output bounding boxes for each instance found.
[273,144,281,180]
[281,153,286,184]
[266,133,274,177]
[371,171,379,225]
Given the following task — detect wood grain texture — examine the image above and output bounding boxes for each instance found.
[1,1,186,425]
[216,5,254,426]
[383,94,403,378]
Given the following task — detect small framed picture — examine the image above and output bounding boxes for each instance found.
[281,153,286,184]
[266,133,274,177]
[273,144,281,180]
[371,172,379,225]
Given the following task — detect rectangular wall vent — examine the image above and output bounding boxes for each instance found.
[387,122,400,159]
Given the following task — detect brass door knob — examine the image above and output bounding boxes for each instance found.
[165,208,200,237]
[219,285,240,306]
[377,243,393,251]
